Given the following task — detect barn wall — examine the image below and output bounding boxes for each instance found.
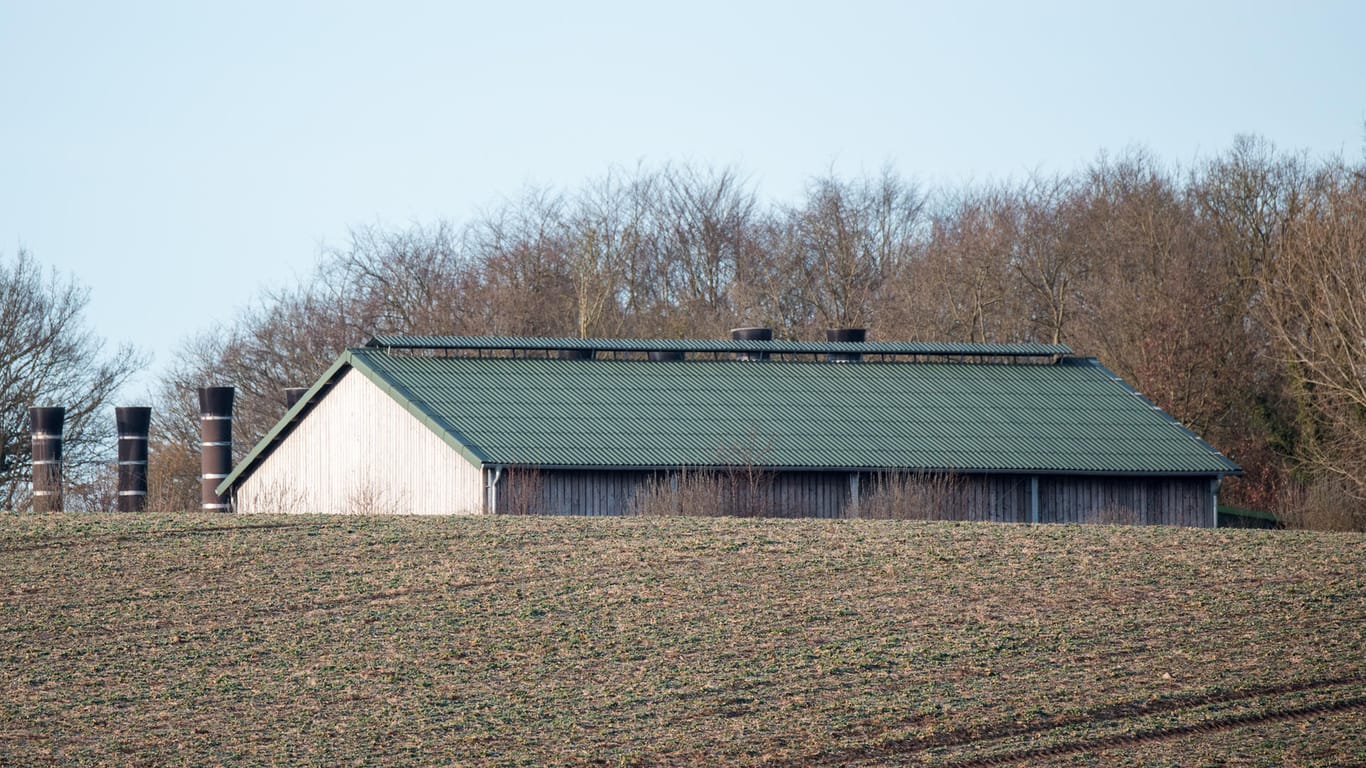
[1036,475,1213,527]
[496,468,1214,526]
[853,473,1030,522]
[232,367,484,515]
[500,469,852,518]
[498,469,659,517]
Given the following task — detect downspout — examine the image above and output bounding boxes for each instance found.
[487,465,505,515]
[848,473,861,519]
[1030,475,1040,524]
[1210,477,1221,529]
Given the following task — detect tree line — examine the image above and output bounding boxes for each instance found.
[4,135,1365,528]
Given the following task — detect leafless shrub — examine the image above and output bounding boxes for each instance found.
[64,462,118,513]
[236,479,313,515]
[856,472,963,520]
[498,467,546,516]
[631,466,775,518]
[345,479,407,516]
[1275,474,1366,532]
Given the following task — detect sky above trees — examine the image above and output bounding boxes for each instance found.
[1,1,1364,397]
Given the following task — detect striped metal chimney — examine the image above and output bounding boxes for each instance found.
[826,328,867,362]
[198,386,234,512]
[284,387,308,408]
[29,407,65,512]
[115,407,151,512]
[731,327,772,361]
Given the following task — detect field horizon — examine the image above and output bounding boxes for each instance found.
[1,513,1362,766]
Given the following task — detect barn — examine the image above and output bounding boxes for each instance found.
[218,334,1241,525]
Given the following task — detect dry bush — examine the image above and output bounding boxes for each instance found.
[498,467,546,516]
[345,479,407,516]
[631,467,775,518]
[145,438,202,513]
[856,472,963,520]
[63,462,118,512]
[236,480,312,515]
[1275,474,1366,532]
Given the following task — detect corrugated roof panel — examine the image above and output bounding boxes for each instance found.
[333,351,1240,476]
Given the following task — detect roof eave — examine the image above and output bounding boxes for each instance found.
[472,462,1242,478]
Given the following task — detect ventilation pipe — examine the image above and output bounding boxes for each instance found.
[284,387,308,408]
[29,407,64,512]
[198,386,234,512]
[731,327,772,361]
[115,407,151,512]
[826,328,867,362]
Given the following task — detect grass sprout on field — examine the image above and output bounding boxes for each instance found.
[0,513,1362,767]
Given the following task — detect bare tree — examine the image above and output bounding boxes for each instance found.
[1260,160,1366,524]
[567,169,655,337]
[780,168,925,330]
[0,250,145,510]
[1011,175,1088,345]
[646,165,759,335]
[888,185,1023,342]
[464,189,577,336]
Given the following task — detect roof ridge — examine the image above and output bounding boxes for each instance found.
[364,335,1074,358]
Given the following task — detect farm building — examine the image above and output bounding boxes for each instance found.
[218,334,1241,525]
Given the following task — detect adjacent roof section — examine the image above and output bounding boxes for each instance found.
[365,335,1074,359]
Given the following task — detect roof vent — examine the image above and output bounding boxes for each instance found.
[826,328,866,362]
[648,350,686,361]
[731,327,772,361]
[557,348,595,360]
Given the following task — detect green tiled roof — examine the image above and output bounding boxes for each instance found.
[221,346,1241,491]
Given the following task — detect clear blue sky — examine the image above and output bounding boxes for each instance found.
[2,1,1363,399]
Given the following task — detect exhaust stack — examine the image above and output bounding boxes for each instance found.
[115,407,151,512]
[198,386,234,512]
[826,328,867,362]
[731,327,772,361]
[29,407,65,512]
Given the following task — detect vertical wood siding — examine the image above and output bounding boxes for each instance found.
[509,470,853,518]
[233,367,483,514]
[499,469,1215,526]
[1036,475,1212,527]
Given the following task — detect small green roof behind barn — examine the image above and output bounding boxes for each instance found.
[244,345,1238,478]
